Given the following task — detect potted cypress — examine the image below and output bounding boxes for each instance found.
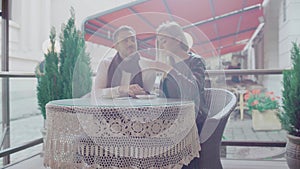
[36,8,92,155]
[36,27,61,157]
[278,42,300,169]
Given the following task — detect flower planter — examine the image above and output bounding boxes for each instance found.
[252,109,281,131]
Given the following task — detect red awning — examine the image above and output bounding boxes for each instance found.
[83,0,263,57]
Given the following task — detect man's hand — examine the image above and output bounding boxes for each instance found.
[118,84,147,97]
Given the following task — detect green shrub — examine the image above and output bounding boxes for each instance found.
[278,42,300,137]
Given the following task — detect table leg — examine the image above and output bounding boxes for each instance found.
[239,93,244,120]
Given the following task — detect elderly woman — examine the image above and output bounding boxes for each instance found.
[154,21,208,168]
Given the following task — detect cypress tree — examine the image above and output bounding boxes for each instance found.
[37,28,61,119]
[36,8,92,119]
[278,42,300,137]
[59,7,92,99]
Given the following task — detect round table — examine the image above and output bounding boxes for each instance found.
[44,97,200,169]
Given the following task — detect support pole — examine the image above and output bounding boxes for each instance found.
[1,0,10,165]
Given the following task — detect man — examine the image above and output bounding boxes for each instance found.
[93,26,155,98]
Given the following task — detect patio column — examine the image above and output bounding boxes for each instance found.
[1,0,10,165]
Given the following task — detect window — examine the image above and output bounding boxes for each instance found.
[283,0,286,22]
[0,0,12,19]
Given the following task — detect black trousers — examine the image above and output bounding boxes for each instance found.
[181,155,200,169]
[181,114,206,169]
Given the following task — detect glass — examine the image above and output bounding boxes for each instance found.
[152,71,164,96]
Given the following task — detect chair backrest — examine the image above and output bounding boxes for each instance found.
[200,88,237,143]
[198,88,236,169]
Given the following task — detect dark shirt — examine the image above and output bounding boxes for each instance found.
[160,52,208,133]
[228,64,241,83]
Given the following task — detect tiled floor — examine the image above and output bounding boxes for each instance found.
[222,159,288,169]
[3,155,289,169]
[224,111,287,159]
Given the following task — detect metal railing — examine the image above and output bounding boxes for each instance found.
[222,140,286,147]
[0,138,43,158]
[0,126,8,150]
[0,68,285,77]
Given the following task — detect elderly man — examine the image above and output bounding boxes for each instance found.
[93,25,155,98]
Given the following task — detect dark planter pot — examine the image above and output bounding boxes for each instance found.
[286,134,300,169]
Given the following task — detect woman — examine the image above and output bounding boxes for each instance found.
[155,21,209,168]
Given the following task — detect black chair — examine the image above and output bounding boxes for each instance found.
[199,88,237,169]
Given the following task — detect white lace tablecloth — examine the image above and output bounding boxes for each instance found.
[44,98,200,169]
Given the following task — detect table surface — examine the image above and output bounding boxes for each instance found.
[48,97,193,107]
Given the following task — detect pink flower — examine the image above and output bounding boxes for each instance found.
[252,100,259,106]
[244,93,250,100]
[265,91,274,96]
[252,89,261,95]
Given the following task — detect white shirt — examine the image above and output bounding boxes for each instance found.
[93,55,156,98]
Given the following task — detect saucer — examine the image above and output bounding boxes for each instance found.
[135,94,157,99]
[101,94,120,99]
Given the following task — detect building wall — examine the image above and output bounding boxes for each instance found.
[250,0,300,97]
[260,0,282,96]
[0,0,51,72]
[279,0,300,68]
[263,0,280,69]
